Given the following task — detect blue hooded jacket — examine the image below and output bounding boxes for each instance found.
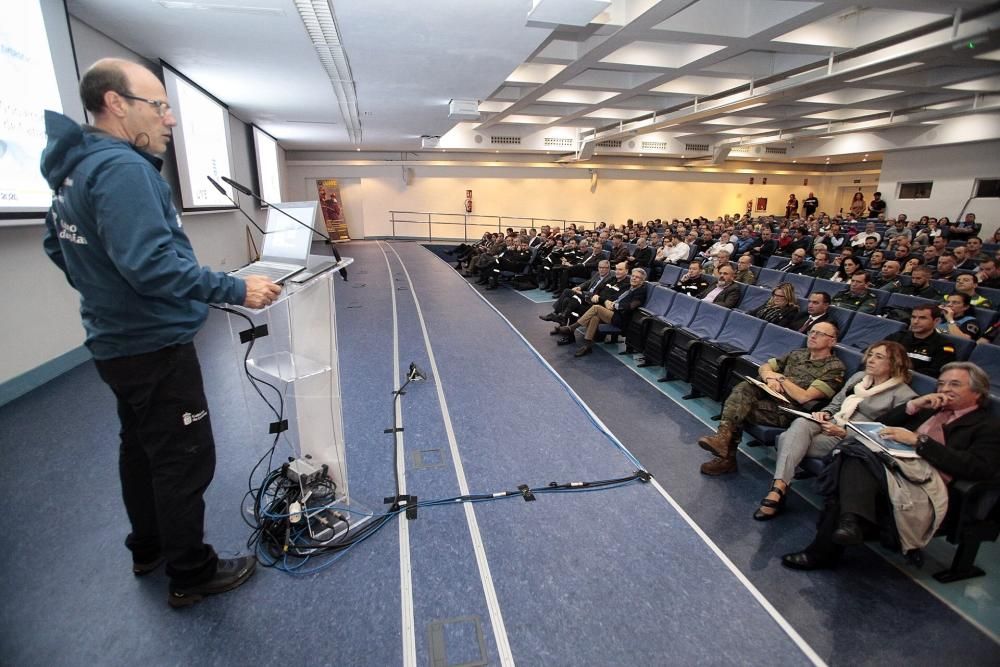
[41,110,246,359]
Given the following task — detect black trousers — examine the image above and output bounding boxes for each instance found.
[806,457,881,560]
[94,342,218,586]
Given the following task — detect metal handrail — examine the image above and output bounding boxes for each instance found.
[388,211,602,242]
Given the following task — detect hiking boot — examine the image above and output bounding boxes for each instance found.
[697,422,738,458]
[700,456,737,476]
[168,556,257,609]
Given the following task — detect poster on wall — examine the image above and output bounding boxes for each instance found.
[756,197,768,212]
[316,179,349,240]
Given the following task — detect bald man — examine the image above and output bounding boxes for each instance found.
[42,59,273,607]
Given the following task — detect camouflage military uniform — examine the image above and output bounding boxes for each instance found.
[720,349,846,435]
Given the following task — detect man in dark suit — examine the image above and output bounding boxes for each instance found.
[558,268,648,357]
[549,241,601,293]
[696,265,741,308]
[782,362,1000,570]
[787,291,833,333]
[607,233,629,266]
[540,259,612,325]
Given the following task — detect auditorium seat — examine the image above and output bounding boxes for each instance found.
[755,268,784,289]
[661,301,731,382]
[969,344,1000,396]
[639,293,700,368]
[658,265,682,286]
[782,272,815,298]
[736,285,771,313]
[838,312,906,350]
[811,278,850,297]
[687,311,767,402]
[624,285,675,353]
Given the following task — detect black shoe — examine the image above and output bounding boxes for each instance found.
[132,556,164,577]
[556,336,574,346]
[539,313,560,322]
[168,556,257,609]
[832,513,865,546]
[781,551,835,571]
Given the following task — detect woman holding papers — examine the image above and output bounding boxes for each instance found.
[754,341,916,520]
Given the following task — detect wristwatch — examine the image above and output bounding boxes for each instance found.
[916,434,931,450]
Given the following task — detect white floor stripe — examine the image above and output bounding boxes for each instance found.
[415,244,826,665]
[387,243,516,667]
[377,242,417,667]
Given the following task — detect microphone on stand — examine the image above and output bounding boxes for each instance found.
[207,176,268,236]
[220,175,347,279]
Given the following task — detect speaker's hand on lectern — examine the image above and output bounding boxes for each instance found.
[243,275,282,308]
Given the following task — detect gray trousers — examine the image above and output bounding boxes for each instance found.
[773,417,842,483]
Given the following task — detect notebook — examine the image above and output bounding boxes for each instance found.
[229,201,319,284]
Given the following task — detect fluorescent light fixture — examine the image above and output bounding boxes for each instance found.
[845,62,923,83]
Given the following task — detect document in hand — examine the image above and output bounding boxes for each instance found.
[846,421,921,459]
[739,374,792,403]
[777,406,823,422]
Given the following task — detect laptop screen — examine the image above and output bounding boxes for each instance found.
[259,201,318,264]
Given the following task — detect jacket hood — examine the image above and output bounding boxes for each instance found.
[40,110,132,190]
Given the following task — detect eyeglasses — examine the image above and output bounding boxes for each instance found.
[121,93,172,117]
[808,329,836,339]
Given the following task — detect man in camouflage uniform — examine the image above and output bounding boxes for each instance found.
[698,321,846,475]
[831,272,878,313]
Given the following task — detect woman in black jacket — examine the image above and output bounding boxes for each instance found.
[749,283,799,328]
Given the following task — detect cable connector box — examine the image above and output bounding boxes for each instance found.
[285,457,325,486]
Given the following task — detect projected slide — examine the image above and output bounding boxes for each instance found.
[253,126,283,204]
[163,66,235,210]
[0,0,63,212]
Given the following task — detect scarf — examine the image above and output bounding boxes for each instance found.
[833,375,903,424]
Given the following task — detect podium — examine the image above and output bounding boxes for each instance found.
[226,257,354,501]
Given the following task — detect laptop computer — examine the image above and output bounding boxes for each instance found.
[229,201,319,284]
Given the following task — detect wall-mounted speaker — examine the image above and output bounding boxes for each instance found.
[402,167,414,187]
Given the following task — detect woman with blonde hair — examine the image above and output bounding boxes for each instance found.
[754,340,916,520]
[748,283,799,328]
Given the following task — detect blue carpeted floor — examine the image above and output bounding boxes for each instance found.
[0,240,996,665]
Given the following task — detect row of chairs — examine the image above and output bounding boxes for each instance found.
[597,282,1000,582]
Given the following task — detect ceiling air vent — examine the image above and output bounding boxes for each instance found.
[490,136,521,145]
[597,140,622,148]
[684,143,710,152]
[641,141,668,151]
[730,145,750,153]
[765,146,788,155]
[544,137,574,147]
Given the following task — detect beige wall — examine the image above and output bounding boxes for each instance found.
[285,162,879,240]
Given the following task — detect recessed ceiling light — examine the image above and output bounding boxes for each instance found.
[639,153,643,157]
[756,158,761,162]
[792,160,797,163]
[681,155,685,158]
[355,147,360,151]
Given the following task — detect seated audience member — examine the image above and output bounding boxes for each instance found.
[804,251,836,279]
[557,268,648,358]
[933,253,959,281]
[756,341,916,520]
[749,283,799,327]
[946,213,979,240]
[781,362,1000,571]
[851,222,881,248]
[734,254,757,285]
[920,244,940,269]
[776,248,810,274]
[951,245,977,272]
[748,228,778,266]
[697,265,741,308]
[700,236,735,265]
[703,249,732,277]
[897,265,940,299]
[673,260,710,296]
[865,249,886,273]
[607,233,629,267]
[540,260,615,326]
[890,240,919,268]
[787,227,813,255]
[873,260,903,292]
[830,256,864,283]
[789,291,833,333]
[977,313,999,345]
[697,321,846,475]
[831,272,878,314]
[818,222,845,251]
[628,236,654,272]
[547,241,602,293]
[733,227,756,258]
[951,273,993,309]
[857,235,880,262]
[977,258,1000,289]
[884,218,912,246]
[486,238,532,290]
[886,304,956,377]
[965,237,990,264]
[937,293,980,340]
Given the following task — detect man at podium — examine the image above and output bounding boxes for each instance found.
[41,58,280,608]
